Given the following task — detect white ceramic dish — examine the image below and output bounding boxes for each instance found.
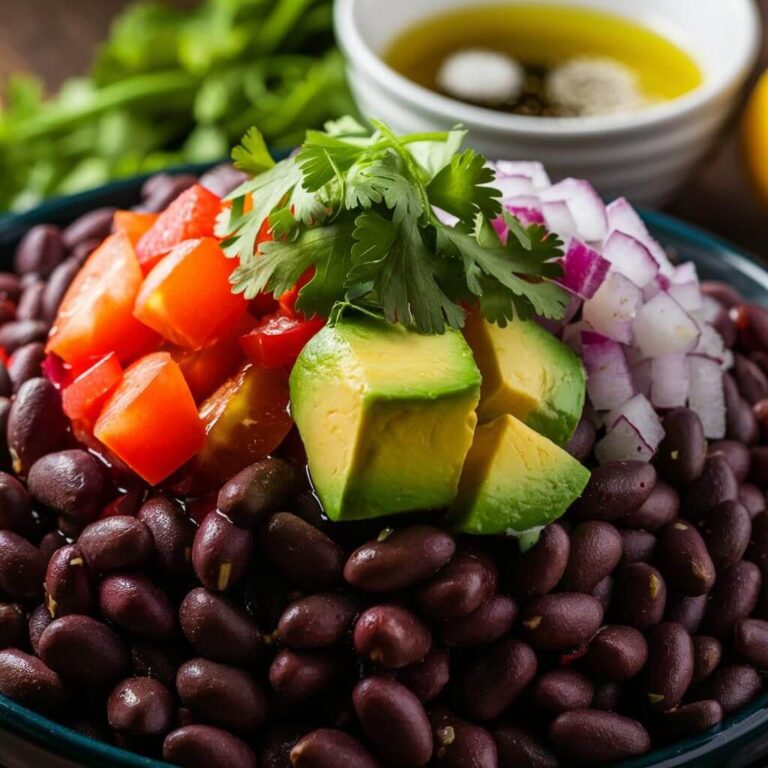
[335,0,761,206]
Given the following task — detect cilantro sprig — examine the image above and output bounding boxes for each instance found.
[218,118,569,334]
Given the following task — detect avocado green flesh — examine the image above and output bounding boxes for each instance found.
[450,414,590,536]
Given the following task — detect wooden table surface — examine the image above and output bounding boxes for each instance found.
[0,0,767,259]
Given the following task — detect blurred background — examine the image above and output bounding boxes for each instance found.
[0,0,766,254]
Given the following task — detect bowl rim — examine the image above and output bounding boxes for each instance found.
[0,181,767,768]
[334,0,762,137]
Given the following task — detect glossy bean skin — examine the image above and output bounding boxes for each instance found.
[291,729,382,768]
[621,481,679,531]
[78,516,153,573]
[453,638,537,721]
[656,522,715,596]
[591,683,623,713]
[354,605,432,669]
[62,208,115,250]
[521,594,603,650]
[565,417,596,462]
[28,604,52,655]
[571,462,657,523]
[8,343,45,390]
[141,174,196,212]
[589,576,614,612]
[709,440,752,482]
[0,603,26,649]
[107,677,175,736]
[700,665,763,714]
[0,472,33,535]
[642,623,694,711]
[192,512,253,592]
[42,258,80,322]
[614,564,667,630]
[655,701,723,743]
[583,626,648,682]
[14,225,65,277]
[493,725,561,768]
[344,526,456,592]
[99,573,176,639]
[733,618,768,669]
[262,513,344,590]
[396,647,450,703]
[692,636,722,683]
[735,354,768,405]
[416,551,498,619]
[130,641,180,690]
[28,450,108,521]
[137,496,195,581]
[177,658,267,731]
[179,588,262,668]
[353,677,433,768]
[748,511,768,569]
[560,522,623,593]
[0,321,49,354]
[620,530,657,566]
[430,709,498,768]
[44,544,91,618]
[0,530,46,602]
[7,378,69,475]
[548,710,651,764]
[512,523,570,599]
[217,459,296,528]
[701,501,752,570]
[682,456,739,521]
[752,447,768,491]
[656,409,707,487]
[665,594,707,634]
[532,669,594,715]
[702,560,762,638]
[0,649,68,713]
[438,595,517,647]
[163,724,258,768]
[277,592,358,649]
[39,615,129,687]
[740,483,766,517]
[724,374,759,445]
[269,649,342,703]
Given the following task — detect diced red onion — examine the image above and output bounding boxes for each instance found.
[562,320,590,354]
[595,416,655,464]
[582,271,642,344]
[607,393,665,450]
[651,354,690,409]
[631,358,652,399]
[506,205,546,227]
[605,197,673,276]
[602,231,659,288]
[688,356,726,439]
[633,292,700,357]
[494,175,537,199]
[582,334,636,410]
[692,322,726,364]
[668,281,703,312]
[542,200,579,239]
[493,160,551,190]
[559,240,610,300]
[493,199,546,242]
[696,295,723,326]
[541,179,607,243]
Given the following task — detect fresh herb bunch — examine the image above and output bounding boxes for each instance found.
[220,118,568,334]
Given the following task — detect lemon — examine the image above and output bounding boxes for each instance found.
[743,70,768,207]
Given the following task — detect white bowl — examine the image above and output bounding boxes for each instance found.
[334,0,761,206]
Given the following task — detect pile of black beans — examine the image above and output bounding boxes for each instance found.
[0,172,766,768]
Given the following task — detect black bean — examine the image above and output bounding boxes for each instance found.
[14,225,65,276]
[734,618,768,669]
[42,257,81,322]
[571,462,657,522]
[108,677,175,736]
[44,544,91,618]
[692,635,722,683]
[619,530,657,565]
[752,447,768,491]
[642,622,694,711]
[260,725,313,768]
[709,439,752,482]
[0,273,20,301]
[28,450,108,521]
[511,523,570,599]
[430,709,498,768]
[702,282,743,308]
[453,638,537,721]
[0,649,68,713]
[291,729,381,768]
[16,284,45,322]
[396,647,450,703]
[354,605,431,669]
[591,683,623,713]
[199,165,249,198]
[39,614,129,687]
[0,320,48,354]
[583,625,648,681]
[701,501,752,570]
[353,677,433,767]
[521,594,603,650]
[0,364,11,399]
[99,573,176,639]
[656,521,715,596]
[141,175,197,213]
[177,658,267,731]
[700,664,763,714]
[0,530,45,602]
[28,604,52,655]
[163,724,258,768]
[565,418,596,462]
[0,472,33,535]
[655,701,723,743]
[683,456,739,520]
[724,374,759,445]
[8,378,69,475]
[217,458,296,528]
[130,641,180,689]
[344,525,456,593]
[277,592,358,649]
[560,522,622,593]
[656,408,707,487]
[262,513,344,590]
[62,208,115,250]
[735,354,768,405]
[137,495,195,581]
[0,603,26,649]
[746,511,768,569]
[493,724,561,768]
[702,560,762,638]
[179,588,262,667]
[268,649,342,703]
[619,481,679,530]
[532,669,594,715]
[78,516,153,572]
[614,563,667,630]
[192,511,253,592]
[438,595,517,647]
[665,594,708,634]
[740,483,766,517]
[8,342,44,390]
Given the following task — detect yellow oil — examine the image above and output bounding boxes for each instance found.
[386,4,703,113]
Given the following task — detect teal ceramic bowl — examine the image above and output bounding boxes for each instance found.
[0,177,767,768]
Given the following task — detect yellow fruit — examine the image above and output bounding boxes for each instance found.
[743,70,768,208]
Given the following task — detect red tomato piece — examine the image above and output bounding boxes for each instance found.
[240,313,325,369]
[171,334,245,402]
[113,211,159,247]
[135,184,222,272]
[94,352,205,485]
[278,267,315,317]
[62,352,123,422]
[134,237,248,351]
[46,232,160,367]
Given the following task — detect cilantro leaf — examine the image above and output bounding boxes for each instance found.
[296,132,367,191]
[231,126,275,175]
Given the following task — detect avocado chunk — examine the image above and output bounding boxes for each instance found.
[290,317,482,521]
[451,414,590,536]
[464,315,585,446]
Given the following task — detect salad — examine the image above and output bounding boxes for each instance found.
[0,121,765,768]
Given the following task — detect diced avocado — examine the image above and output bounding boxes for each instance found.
[464,315,585,446]
[290,317,482,521]
[450,414,590,536]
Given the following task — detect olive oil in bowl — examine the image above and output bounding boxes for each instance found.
[386,4,703,117]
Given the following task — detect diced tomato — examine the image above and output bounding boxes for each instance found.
[94,352,205,485]
[194,363,292,487]
[278,268,315,317]
[47,232,160,367]
[240,313,325,369]
[135,184,222,272]
[250,293,279,318]
[0,347,9,366]
[171,334,245,402]
[62,352,123,423]
[134,238,248,351]
[113,211,159,247]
